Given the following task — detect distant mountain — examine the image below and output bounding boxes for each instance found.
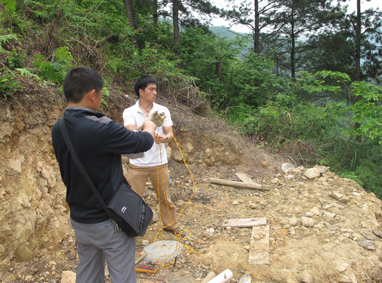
[209,26,251,40]
[209,26,252,58]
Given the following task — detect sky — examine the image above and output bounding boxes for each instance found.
[211,0,381,33]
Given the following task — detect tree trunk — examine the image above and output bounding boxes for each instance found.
[215,57,223,80]
[355,0,361,82]
[173,0,180,57]
[354,0,361,141]
[254,0,260,54]
[291,20,295,80]
[123,0,136,30]
[153,0,158,26]
[276,56,279,76]
[123,0,137,47]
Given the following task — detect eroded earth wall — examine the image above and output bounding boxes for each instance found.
[0,92,247,265]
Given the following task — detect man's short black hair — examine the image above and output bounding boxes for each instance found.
[63,66,104,103]
[134,75,158,98]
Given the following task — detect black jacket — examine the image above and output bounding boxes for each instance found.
[51,107,154,224]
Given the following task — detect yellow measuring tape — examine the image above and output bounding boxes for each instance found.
[151,118,200,268]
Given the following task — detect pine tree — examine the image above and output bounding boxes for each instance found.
[170,0,220,58]
[302,3,382,82]
[261,0,342,80]
[221,0,277,55]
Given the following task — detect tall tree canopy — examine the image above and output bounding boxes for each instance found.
[300,1,382,84]
[261,0,343,79]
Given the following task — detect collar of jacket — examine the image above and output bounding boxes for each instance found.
[64,106,105,118]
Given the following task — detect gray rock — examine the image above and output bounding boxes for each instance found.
[361,232,376,240]
[319,176,328,182]
[339,196,350,204]
[357,239,376,250]
[7,159,22,173]
[289,216,299,226]
[301,216,315,227]
[330,191,343,200]
[303,168,321,180]
[336,262,349,273]
[249,202,258,209]
[372,230,382,238]
[270,178,280,184]
[61,271,76,283]
[338,273,357,283]
[323,211,336,219]
[313,165,330,174]
[299,270,314,283]
[334,215,347,222]
[282,163,295,172]
[310,206,321,216]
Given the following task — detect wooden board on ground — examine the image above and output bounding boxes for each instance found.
[135,252,147,265]
[210,178,269,191]
[249,225,270,265]
[222,217,267,228]
[236,172,256,184]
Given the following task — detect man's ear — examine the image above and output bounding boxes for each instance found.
[87,89,96,102]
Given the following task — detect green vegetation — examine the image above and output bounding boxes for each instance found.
[0,68,23,97]
[0,0,381,196]
[33,47,76,84]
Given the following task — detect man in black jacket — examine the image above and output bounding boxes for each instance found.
[52,66,157,283]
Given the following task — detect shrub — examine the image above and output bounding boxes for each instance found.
[33,47,76,84]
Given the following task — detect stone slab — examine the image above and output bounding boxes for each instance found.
[142,240,185,264]
[222,217,267,227]
[248,225,270,265]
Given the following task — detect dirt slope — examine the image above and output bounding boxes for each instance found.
[1,87,382,283]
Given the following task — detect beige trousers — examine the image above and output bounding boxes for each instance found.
[126,163,177,230]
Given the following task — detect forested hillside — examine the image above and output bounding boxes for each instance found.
[0,0,381,196]
[2,1,382,282]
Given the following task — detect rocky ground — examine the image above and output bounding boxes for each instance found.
[1,89,382,283]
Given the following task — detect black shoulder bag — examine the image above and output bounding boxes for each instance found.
[60,118,153,237]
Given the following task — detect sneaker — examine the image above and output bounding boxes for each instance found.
[164,227,189,238]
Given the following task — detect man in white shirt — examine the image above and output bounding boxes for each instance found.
[123,75,186,237]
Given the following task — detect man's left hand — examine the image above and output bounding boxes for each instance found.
[155,135,167,144]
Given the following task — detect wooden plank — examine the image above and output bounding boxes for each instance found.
[236,172,256,183]
[210,178,269,191]
[135,252,147,265]
[222,217,267,228]
[248,225,270,265]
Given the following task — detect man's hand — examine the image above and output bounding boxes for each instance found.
[155,135,168,144]
[146,111,166,127]
[141,120,157,140]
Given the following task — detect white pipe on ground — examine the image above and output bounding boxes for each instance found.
[207,269,233,283]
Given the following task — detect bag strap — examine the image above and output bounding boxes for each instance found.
[59,118,113,218]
